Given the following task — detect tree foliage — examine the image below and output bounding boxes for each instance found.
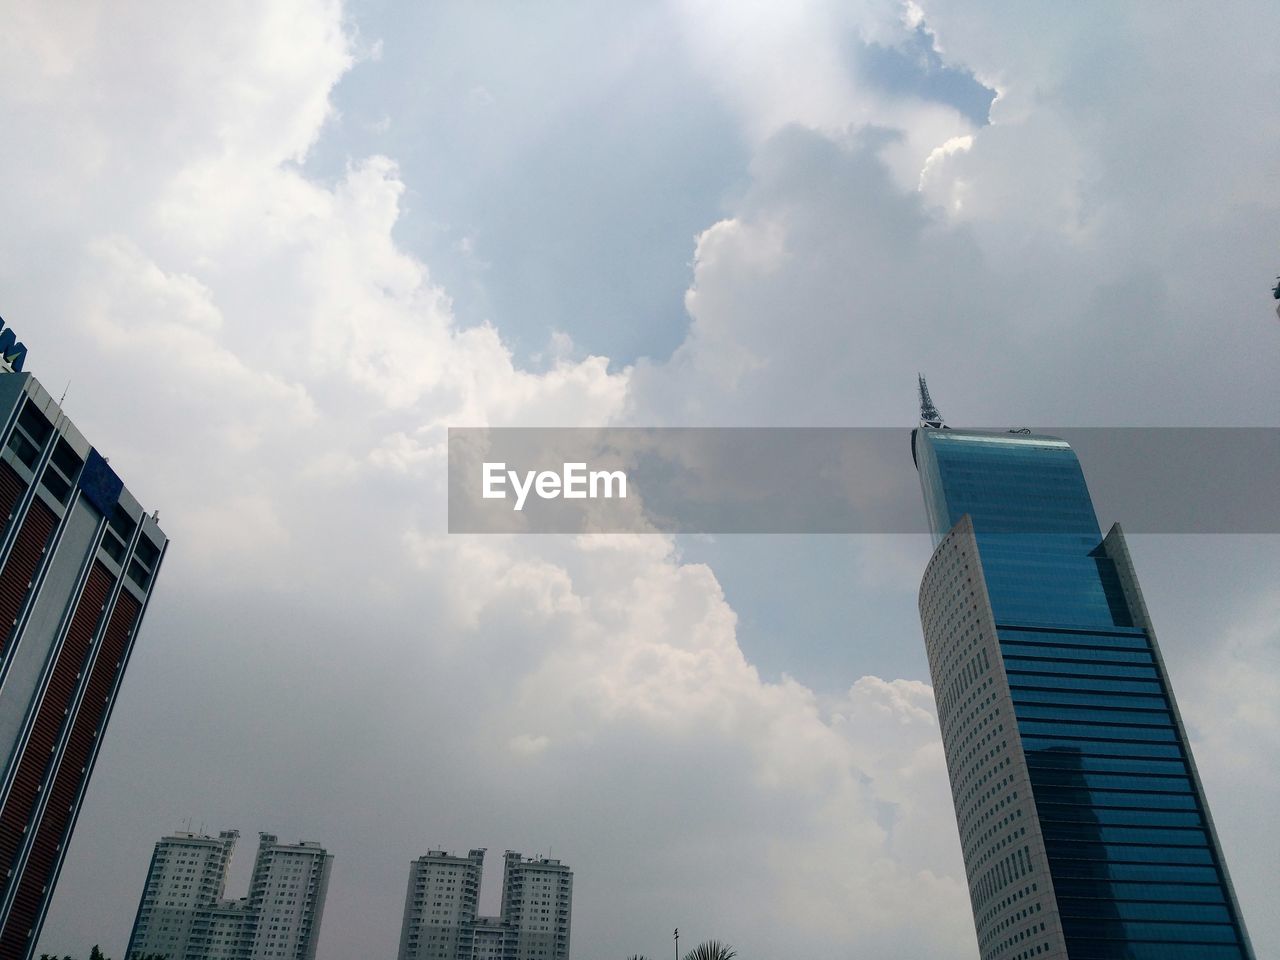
[682,941,737,960]
[38,950,166,960]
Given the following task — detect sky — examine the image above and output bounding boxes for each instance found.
[1,1,1278,958]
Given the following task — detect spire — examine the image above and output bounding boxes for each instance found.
[918,374,948,429]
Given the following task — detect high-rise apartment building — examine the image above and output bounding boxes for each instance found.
[399,849,484,960]
[127,831,240,958]
[912,382,1254,960]
[244,834,333,960]
[0,345,167,959]
[398,849,572,960]
[500,850,572,960]
[126,830,333,960]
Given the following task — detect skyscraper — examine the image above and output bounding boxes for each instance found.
[0,355,167,958]
[912,383,1254,960]
[397,848,572,960]
[126,830,333,960]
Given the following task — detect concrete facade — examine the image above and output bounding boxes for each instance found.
[398,849,485,960]
[126,831,241,960]
[245,835,333,960]
[919,516,1068,960]
[501,851,572,960]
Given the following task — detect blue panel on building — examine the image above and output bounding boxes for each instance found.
[78,448,123,516]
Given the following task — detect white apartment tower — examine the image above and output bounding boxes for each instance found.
[127,831,239,959]
[397,849,572,960]
[501,851,572,960]
[126,830,333,960]
[398,849,484,960]
[246,834,334,960]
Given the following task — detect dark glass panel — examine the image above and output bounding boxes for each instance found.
[1000,627,1150,649]
[101,530,127,564]
[40,465,72,504]
[1001,642,1155,664]
[1019,736,1181,759]
[1051,879,1225,903]
[1048,862,1221,883]
[1040,823,1207,846]
[5,429,39,468]
[1060,918,1239,943]
[1043,841,1213,864]
[1005,659,1159,679]
[1016,704,1174,726]
[1013,688,1169,710]
[1029,770,1193,793]
[1063,941,1245,960]
[1011,675,1164,695]
[110,503,137,541]
[127,558,152,590]
[51,438,83,480]
[136,535,161,568]
[1025,754,1186,777]
[1037,806,1200,827]
[1032,788,1199,809]
[1018,720,1176,741]
[16,401,53,445]
[1058,899,1231,923]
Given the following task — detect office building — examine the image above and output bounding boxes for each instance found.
[398,849,572,960]
[126,830,333,960]
[0,341,167,959]
[912,379,1254,959]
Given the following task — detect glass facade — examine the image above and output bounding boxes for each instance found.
[914,428,1253,960]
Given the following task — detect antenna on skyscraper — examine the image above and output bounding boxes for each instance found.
[917,374,949,429]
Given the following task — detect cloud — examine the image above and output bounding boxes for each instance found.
[7,6,975,957]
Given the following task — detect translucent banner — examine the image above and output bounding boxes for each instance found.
[447,428,1280,534]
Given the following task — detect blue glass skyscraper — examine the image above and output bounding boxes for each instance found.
[912,384,1254,960]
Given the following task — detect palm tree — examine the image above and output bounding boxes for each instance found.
[682,941,737,960]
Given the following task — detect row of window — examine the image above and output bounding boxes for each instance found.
[999,626,1150,648]
[1060,917,1243,944]
[1051,879,1225,902]
[1020,735,1181,759]
[1043,840,1214,866]
[1018,720,1177,743]
[1002,642,1155,664]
